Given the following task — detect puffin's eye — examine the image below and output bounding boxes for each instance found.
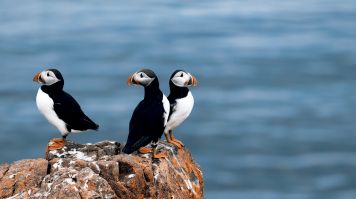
[180,73,184,77]
[140,73,143,78]
[47,72,50,77]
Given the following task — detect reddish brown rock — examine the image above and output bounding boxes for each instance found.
[0,140,204,199]
[0,158,48,198]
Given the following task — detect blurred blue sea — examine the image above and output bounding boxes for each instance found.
[1,0,356,198]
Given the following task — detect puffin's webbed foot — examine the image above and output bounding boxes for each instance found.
[171,138,184,148]
[138,147,152,154]
[165,131,184,148]
[153,152,167,159]
[151,143,167,159]
[48,138,66,149]
[45,137,67,160]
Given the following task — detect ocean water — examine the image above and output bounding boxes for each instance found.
[0,0,356,198]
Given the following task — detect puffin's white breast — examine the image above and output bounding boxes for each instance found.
[162,94,170,126]
[36,88,68,135]
[165,91,194,132]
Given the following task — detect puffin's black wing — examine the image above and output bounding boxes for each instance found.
[167,94,177,120]
[123,100,165,154]
[52,91,99,132]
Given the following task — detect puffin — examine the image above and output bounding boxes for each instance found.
[33,68,99,152]
[164,70,198,148]
[123,68,169,159]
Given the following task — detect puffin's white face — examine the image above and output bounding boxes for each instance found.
[33,70,61,86]
[128,71,155,87]
[171,71,198,87]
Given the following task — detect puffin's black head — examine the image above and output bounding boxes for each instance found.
[33,68,64,87]
[127,68,158,87]
[170,69,198,87]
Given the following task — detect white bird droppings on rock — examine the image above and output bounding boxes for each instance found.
[0,140,204,199]
[127,174,136,179]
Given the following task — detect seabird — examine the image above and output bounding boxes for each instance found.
[164,70,197,148]
[122,68,169,159]
[33,68,99,152]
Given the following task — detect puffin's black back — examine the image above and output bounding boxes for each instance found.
[51,90,99,131]
[122,78,166,154]
[41,69,99,132]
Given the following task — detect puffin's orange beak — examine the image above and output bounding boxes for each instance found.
[127,74,138,86]
[33,72,42,83]
[188,75,198,86]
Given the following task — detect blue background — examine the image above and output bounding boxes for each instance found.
[0,1,356,198]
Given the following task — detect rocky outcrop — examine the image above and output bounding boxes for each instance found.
[0,140,204,199]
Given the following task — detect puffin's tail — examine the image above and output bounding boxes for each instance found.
[122,136,152,154]
[93,123,99,131]
[122,145,134,154]
[82,115,99,131]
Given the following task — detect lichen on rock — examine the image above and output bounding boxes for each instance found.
[0,140,204,199]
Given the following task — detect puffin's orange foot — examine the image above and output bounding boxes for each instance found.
[165,133,183,149]
[167,139,184,149]
[153,152,167,159]
[172,139,184,148]
[45,138,66,160]
[138,147,152,154]
[49,138,65,143]
[48,142,65,151]
[48,138,66,150]
[169,132,184,148]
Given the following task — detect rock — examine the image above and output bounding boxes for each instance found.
[0,140,204,199]
[0,158,48,198]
